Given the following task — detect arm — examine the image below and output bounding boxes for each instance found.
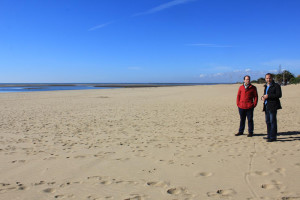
[236,87,241,107]
[268,84,282,99]
[253,87,258,107]
[262,86,267,102]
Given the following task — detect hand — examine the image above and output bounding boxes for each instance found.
[261,94,268,101]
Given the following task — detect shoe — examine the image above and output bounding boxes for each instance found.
[235,132,243,136]
[267,139,277,142]
[247,133,253,137]
[263,137,270,140]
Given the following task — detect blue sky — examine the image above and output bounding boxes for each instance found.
[1,0,300,83]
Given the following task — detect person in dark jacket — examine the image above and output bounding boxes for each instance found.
[236,75,258,137]
[261,73,282,142]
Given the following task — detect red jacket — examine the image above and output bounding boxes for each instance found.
[236,84,258,109]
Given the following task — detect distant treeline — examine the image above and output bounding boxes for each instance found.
[251,70,300,85]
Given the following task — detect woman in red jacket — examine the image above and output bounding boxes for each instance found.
[235,75,258,137]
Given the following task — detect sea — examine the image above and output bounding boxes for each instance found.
[0,83,226,93]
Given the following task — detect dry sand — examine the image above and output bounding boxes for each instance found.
[0,84,300,200]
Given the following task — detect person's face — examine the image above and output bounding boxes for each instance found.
[265,75,272,84]
[244,76,250,85]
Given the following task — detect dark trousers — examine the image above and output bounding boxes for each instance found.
[238,107,254,134]
[265,108,277,140]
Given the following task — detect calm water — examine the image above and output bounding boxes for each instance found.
[0,83,225,93]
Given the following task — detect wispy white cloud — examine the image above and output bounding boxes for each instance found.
[197,61,300,83]
[233,70,242,73]
[198,68,280,83]
[88,21,114,31]
[212,72,223,77]
[186,43,233,48]
[133,0,196,16]
[201,63,235,72]
[261,59,300,69]
[260,59,300,75]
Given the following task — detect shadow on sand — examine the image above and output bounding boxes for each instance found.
[253,131,300,142]
[277,131,300,142]
[252,133,266,137]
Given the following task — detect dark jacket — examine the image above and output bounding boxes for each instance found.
[263,81,282,112]
[237,84,258,109]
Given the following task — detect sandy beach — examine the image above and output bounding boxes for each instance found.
[0,84,300,200]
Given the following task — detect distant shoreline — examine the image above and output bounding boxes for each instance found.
[0,83,233,88]
[0,83,234,93]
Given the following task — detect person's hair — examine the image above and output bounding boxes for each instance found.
[265,73,273,78]
[244,75,251,80]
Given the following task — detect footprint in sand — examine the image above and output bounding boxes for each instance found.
[166,187,188,195]
[261,180,282,190]
[274,168,286,175]
[43,188,56,193]
[93,154,104,158]
[86,195,101,200]
[2,187,17,192]
[0,183,11,187]
[59,182,69,188]
[43,157,57,160]
[87,176,102,180]
[281,197,300,200]
[101,196,113,199]
[87,195,113,200]
[74,155,86,159]
[18,185,28,191]
[168,160,175,164]
[207,189,236,197]
[196,172,213,177]
[54,194,74,199]
[261,184,276,189]
[0,183,17,193]
[33,181,45,186]
[118,180,137,185]
[54,195,64,199]
[115,157,130,161]
[146,181,169,188]
[167,188,182,195]
[252,171,270,176]
[11,160,26,163]
[267,158,276,164]
[104,152,116,155]
[12,182,27,191]
[124,194,146,200]
[100,180,113,185]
